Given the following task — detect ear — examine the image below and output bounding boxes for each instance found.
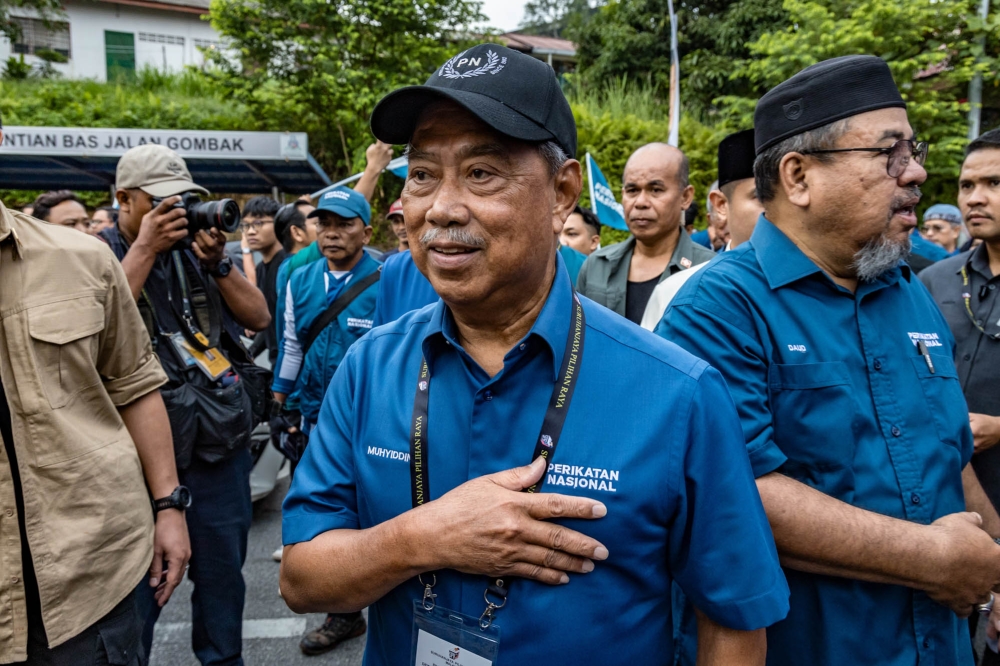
[289,225,306,244]
[362,224,373,246]
[779,153,811,208]
[552,160,583,235]
[115,189,130,212]
[709,190,729,228]
[680,184,695,212]
[589,234,601,252]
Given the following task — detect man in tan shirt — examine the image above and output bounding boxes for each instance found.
[0,120,190,664]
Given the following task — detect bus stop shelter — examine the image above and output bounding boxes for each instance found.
[0,127,332,196]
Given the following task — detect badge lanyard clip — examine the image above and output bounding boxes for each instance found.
[479,579,508,630]
[419,573,437,611]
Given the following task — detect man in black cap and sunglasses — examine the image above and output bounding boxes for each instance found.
[660,56,1000,665]
[279,43,789,666]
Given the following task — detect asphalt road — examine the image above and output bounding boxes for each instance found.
[148,476,366,666]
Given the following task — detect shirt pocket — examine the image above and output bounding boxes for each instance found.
[909,354,968,452]
[768,362,858,495]
[27,295,105,411]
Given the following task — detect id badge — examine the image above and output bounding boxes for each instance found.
[411,601,500,666]
[172,332,231,380]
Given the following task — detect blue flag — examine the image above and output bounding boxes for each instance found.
[387,156,408,179]
[586,153,627,231]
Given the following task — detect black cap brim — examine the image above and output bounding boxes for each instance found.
[371,86,558,148]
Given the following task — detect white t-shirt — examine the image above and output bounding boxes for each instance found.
[640,242,730,331]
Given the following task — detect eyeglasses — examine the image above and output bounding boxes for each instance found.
[239,220,270,232]
[923,223,953,234]
[800,139,928,178]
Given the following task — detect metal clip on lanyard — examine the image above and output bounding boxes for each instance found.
[409,296,586,630]
[961,265,1000,340]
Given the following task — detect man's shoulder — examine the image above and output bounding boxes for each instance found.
[580,295,710,383]
[672,244,764,303]
[918,251,967,284]
[688,241,718,265]
[14,213,115,269]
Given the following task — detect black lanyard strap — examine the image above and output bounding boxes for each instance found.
[962,265,1000,340]
[408,295,586,628]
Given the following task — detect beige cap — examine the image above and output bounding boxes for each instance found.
[115,144,209,198]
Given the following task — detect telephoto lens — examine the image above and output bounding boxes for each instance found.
[188,198,242,234]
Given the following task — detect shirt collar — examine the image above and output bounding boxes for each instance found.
[422,251,575,381]
[668,228,698,270]
[964,243,994,279]
[0,201,22,258]
[751,215,910,289]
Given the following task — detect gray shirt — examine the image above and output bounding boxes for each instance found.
[921,244,1000,502]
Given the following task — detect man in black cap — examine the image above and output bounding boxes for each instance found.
[642,129,762,329]
[279,43,789,666]
[659,55,1000,665]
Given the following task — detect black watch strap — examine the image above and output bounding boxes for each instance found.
[153,486,192,513]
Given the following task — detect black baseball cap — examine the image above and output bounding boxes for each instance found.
[370,43,577,157]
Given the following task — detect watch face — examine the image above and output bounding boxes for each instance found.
[177,486,192,508]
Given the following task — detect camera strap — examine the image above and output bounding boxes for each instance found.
[169,250,222,351]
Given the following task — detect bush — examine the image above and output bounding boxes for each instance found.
[2,55,30,80]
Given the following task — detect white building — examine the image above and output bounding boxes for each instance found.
[0,0,224,81]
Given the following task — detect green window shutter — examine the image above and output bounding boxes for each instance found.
[105,31,135,80]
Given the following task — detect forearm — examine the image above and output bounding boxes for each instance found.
[281,513,427,613]
[352,165,382,203]
[120,243,157,302]
[242,253,257,287]
[215,271,271,331]
[964,463,1000,538]
[119,390,179,498]
[757,472,938,590]
[695,610,766,666]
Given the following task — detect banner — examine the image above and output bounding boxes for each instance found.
[586,153,627,231]
[0,126,309,161]
[387,155,408,179]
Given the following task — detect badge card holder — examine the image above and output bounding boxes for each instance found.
[169,331,231,381]
[411,600,501,666]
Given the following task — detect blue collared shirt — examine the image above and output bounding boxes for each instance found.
[372,250,439,327]
[284,255,789,666]
[656,216,974,666]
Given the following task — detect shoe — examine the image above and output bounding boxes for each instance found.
[299,613,366,656]
[272,546,283,562]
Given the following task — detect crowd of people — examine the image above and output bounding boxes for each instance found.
[0,42,999,666]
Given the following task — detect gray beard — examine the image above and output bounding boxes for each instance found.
[852,233,912,283]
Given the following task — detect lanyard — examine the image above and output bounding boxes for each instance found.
[409,295,586,629]
[961,265,1000,341]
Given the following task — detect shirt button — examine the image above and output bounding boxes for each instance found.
[891,425,901,437]
[519,343,526,351]
[990,284,997,291]
[911,493,921,505]
[964,354,972,361]
[4,510,11,517]
[873,359,883,371]
[484,390,493,401]
[10,576,17,584]
[923,639,931,649]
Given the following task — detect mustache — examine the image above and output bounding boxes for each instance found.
[890,186,921,213]
[419,226,487,248]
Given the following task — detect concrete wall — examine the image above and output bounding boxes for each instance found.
[0,0,223,81]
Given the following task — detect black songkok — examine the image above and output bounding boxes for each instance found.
[718,130,756,188]
[753,55,905,155]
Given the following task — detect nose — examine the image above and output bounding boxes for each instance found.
[423,175,471,229]
[899,155,927,187]
[965,185,988,208]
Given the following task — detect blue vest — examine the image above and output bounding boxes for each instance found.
[286,252,380,422]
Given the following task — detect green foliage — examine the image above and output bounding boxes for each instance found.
[2,55,29,80]
[519,0,599,38]
[201,0,487,186]
[717,0,1000,210]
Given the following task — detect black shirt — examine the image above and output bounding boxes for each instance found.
[0,377,45,640]
[921,243,1000,503]
[625,274,662,325]
[255,248,288,368]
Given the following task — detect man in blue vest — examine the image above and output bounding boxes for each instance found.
[270,185,380,655]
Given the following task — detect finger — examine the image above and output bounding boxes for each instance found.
[190,242,207,261]
[491,456,548,491]
[518,521,609,561]
[149,553,163,588]
[194,230,216,247]
[519,544,595,574]
[503,562,571,586]
[155,196,182,213]
[525,491,607,521]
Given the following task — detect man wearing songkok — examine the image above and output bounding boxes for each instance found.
[279,43,789,666]
[659,55,1000,666]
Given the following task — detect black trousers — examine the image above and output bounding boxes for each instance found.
[26,591,144,666]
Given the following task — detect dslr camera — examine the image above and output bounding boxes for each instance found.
[151,192,242,236]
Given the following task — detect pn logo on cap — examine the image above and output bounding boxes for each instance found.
[783,99,804,121]
[438,49,507,79]
[167,161,184,175]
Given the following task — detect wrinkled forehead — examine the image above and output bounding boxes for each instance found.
[409,100,531,166]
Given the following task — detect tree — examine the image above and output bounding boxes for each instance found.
[202,0,486,181]
[0,0,63,43]
[518,0,599,39]
[573,0,786,115]
[715,0,1000,209]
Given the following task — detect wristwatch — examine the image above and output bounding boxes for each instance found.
[153,486,192,514]
[210,256,233,278]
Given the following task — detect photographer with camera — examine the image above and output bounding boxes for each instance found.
[100,145,270,666]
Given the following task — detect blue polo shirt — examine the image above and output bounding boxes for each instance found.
[284,254,789,666]
[373,250,439,327]
[656,216,974,666]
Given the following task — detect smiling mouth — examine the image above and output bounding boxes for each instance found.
[430,246,479,255]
